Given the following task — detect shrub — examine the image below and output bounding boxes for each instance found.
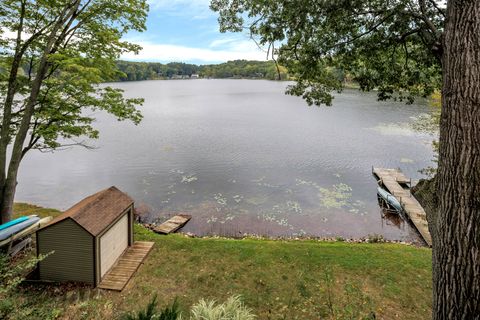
[122,295,180,320]
[123,295,255,320]
[189,295,255,320]
[0,252,50,319]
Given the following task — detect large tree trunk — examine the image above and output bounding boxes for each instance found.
[434,1,480,318]
[0,1,80,224]
[0,178,18,224]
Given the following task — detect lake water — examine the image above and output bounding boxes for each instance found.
[17,80,435,243]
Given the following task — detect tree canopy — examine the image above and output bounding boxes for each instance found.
[114,59,289,81]
[0,0,148,222]
[211,0,444,105]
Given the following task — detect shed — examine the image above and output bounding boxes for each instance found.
[36,186,134,286]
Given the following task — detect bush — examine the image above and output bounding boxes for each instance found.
[122,296,255,320]
[189,296,255,320]
[0,252,50,319]
[122,295,180,320]
[124,295,256,320]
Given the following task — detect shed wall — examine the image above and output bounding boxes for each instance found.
[100,213,128,277]
[37,219,94,284]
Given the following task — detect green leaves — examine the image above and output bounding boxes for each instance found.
[0,0,148,153]
[211,0,444,106]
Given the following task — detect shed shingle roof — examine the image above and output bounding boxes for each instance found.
[42,186,133,236]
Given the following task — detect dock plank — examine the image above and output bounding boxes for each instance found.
[98,241,154,291]
[373,167,432,246]
[373,167,411,184]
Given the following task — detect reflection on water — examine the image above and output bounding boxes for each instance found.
[17,80,435,243]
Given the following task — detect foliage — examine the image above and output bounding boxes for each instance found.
[411,91,441,177]
[0,252,50,319]
[210,0,444,106]
[189,296,255,320]
[0,0,147,150]
[123,295,254,320]
[0,252,46,295]
[411,91,441,134]
[122,295,181,320]
[0,0,148,221]
[114,60,289,81]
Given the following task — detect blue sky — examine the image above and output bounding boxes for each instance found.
[121,0,268,64]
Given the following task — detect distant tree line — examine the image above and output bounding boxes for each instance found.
[113,60,290,81]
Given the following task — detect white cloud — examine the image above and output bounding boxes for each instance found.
[209,38,238,48]
[121,40,269,63]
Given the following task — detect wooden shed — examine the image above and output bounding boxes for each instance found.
[36,186,134,286]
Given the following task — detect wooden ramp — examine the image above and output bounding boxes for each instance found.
[98,241,154,291]
[153,214,191,234]
[373,167,432,246]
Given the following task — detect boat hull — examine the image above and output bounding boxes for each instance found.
[0,216,40,241]
[0,216,29,232]
[377,187,402,212]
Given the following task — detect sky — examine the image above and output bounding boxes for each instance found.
[120,0,268,65]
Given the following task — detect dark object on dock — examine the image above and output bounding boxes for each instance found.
[153,214,191,234]
[377,186,402,213]
[372,167,432,246]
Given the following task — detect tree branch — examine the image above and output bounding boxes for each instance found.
[427,0,446,18]
[418,0,439,35]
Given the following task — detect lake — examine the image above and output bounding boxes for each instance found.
[17,79,435,243]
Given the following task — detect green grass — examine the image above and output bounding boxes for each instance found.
[13,203,62,219]
[6,204,432,319]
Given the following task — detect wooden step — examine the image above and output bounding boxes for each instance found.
[98,241,154,291]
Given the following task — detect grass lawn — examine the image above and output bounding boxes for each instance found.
[13,203,62,219]
[6,204,432,319]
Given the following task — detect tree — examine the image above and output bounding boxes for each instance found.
[210,0,479,318]
[0,0,148,223]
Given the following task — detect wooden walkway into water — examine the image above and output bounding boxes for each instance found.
[153,214,191,234]
[98,241,154,291]
[373,168,432,246]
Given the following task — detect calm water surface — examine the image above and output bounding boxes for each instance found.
[17,80,435,243]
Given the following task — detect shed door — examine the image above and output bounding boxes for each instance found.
[100,214,128,277]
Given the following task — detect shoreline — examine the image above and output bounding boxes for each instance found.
[12,202,427,248]
[141,223,427,247]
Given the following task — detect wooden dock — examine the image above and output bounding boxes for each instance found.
[98,241,154,291]
[153,214,191,234]
[373,167,432,246]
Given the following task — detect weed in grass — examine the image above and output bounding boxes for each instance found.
[367,234,385,243]
[296,281,310,298]
[322,267,335,317]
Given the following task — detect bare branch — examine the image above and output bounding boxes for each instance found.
[418,0,439,35]
[427,0,446,18]
[35,140,97,153]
